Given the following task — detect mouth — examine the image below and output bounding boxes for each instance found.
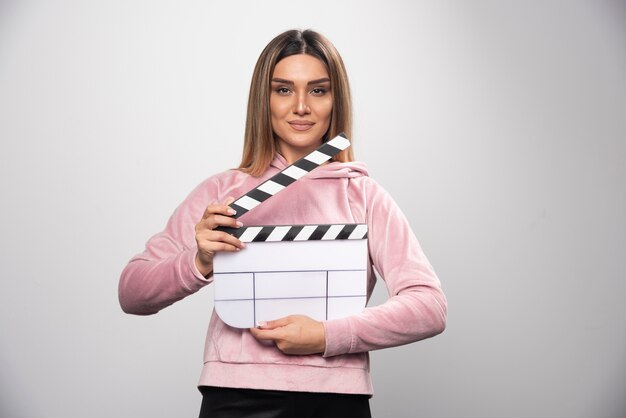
[288,120,315,132]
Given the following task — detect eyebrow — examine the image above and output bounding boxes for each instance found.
[271,77,331,85]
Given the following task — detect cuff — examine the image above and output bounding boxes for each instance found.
[180,248,212,292]
[322,317,354,357]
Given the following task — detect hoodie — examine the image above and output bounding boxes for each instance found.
[118,153,447,395]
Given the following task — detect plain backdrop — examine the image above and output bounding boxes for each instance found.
[1,1,625,417]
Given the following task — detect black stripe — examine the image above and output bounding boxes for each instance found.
[316,143,341,157]
[229,203,248,218]
[282,225,304,241]
[336,224,357,239]
[216,294,366,302]
[252,273,256,326]
[325,271,329,320]
[293,158,318,172]
[309,224,330,240]
[246,188,272,204]
[214,225,243,236]
[271,172,297,187]
[362,231,368,239]
[252,226,275,242]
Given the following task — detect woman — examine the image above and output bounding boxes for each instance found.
[119,29,447,417]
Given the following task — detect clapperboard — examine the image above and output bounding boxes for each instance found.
[213,134,368,328]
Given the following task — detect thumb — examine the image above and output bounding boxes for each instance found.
[249,326,279,341]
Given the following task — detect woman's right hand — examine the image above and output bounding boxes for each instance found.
[194,197,245,277]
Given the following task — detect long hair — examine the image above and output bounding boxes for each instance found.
[238,29,353,176]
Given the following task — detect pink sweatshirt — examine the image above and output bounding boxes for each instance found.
[119,153,447,395]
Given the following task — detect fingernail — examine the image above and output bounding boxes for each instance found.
[240,243,247,249]
[236,221,243,227]
[228,208,237,215]
[256,321,266,328]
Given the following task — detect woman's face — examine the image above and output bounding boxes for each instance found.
[270,54,333,163]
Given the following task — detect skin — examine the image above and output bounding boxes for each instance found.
[195,54,332,355]
[269,54,333,164]
[194,197,246,277]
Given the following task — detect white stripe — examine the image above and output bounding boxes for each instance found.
[327,135,350,150]
[266,226,291,242]
[305,150,331,165]
[282,165,308,180]
[257,180,285,196]
[294,225,318,241]
[349,224,368,239]
[322,224,345,240]
[236,195,263,211]
[239,226,263,242]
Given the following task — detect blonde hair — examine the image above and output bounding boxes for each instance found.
[239,29,353,176]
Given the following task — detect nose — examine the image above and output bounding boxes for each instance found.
[293,92,310,115]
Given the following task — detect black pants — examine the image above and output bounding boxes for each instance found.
[199,386,372,418]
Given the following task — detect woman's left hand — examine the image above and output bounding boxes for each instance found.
[249,315,326,355]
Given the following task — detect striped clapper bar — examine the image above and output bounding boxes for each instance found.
[215,133,351,232]
[213,134,369,328]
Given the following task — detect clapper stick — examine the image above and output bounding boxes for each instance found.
[216,133,351,235]
[232,223,368,242]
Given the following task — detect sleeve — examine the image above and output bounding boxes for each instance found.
[323,179,447,356]
[117,177,220,315]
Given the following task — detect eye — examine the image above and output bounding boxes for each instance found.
[275,87,291,95]
[311,87,327,95]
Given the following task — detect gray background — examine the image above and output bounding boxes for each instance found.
[1,1,624,417]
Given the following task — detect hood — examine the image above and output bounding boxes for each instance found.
[270,152,369,180]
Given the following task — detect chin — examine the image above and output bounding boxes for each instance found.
[285,131,323,144]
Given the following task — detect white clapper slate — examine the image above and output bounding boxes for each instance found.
[213,225,368,328]
[212,134,369,328]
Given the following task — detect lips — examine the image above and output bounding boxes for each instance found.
[288,120,315,131]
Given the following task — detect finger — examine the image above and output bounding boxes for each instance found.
[201,203,237,221]
[249,327,281,341]
[199,214,243,231]
[256,316,293,330]
[198,231,246,251]
[200,240,244,254]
